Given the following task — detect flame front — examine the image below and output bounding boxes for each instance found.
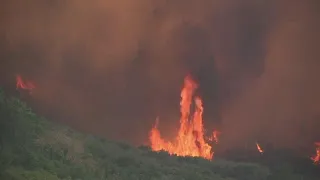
[311,142,320,164]
[149,76,214,160]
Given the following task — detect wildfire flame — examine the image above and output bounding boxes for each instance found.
[149,75,214,160]
[12,74,320,165]
[209,130,220,144]
[256,143,264,154]
[16,75,35,94]
[311,142,320,164]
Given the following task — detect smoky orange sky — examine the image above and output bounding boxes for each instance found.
[0,0,319,150]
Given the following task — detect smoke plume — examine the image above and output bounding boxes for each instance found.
[1,0,319,150]
[220,0,320,150]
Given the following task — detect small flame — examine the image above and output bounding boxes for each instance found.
[209,130,220,144]
[311,142,320,164]
[256,143,264,154]
[16,75,35,94]
[149,75,214,160]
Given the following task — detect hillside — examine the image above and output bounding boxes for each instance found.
[0,89,319,180]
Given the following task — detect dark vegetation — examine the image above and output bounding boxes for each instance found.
[0,89,319,180]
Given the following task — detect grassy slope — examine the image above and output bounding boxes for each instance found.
[0,89,317,180]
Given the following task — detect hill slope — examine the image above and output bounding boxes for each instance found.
[0,89,318,180]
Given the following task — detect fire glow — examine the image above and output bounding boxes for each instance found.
[311,142,320,164]
[16,75,35,93]
[13,74,320,164]
[256,143,264,154]
[211,130,220,144]
[149,75,215,160]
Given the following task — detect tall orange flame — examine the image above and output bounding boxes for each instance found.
[149,75,214,160]
[311,142,320,164]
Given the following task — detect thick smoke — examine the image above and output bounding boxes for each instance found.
[220,0,320,151]
[1,0,318,150]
